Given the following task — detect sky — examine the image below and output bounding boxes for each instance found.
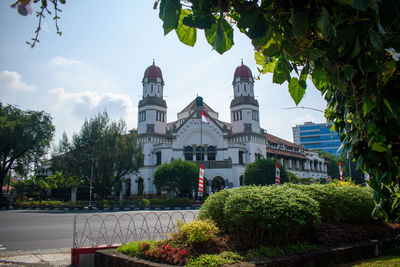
[0,1,326,148]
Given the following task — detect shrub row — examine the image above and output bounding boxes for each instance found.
[286,184,375,224]
[198,184,374,245]
[11,197,193,208]
[199,185,320,245]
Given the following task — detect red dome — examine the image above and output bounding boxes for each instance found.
[144,62,163,80]
[234,63,253,79]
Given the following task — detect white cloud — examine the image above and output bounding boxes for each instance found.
[50,56,83,67]
[47,88,137,140]
[293,113,319,126]
[0,70,37,92]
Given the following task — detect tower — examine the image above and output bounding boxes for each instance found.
[230,60,260,134]
[138,60,167,135]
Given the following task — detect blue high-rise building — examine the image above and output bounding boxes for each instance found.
[292,122,342,157]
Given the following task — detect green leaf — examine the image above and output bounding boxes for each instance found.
[176,9,197,46]
[159,0,181,35]
[59,0,66,4]
[312,69,328,90]
[362,94,378,116]
[254,51,265,66]
[351,37,361,59]
[288,77,306,105]
[289,9,309,38]
[205,17,233,54]
[351,0,372,11]
[342,65,355,81]
[273,57,290,84]
[370,30,383,51]
[237,7,269,39]
[371,142,387,152]
[304,48,326,60]
[383,98,393,114]
[317,8,337,39]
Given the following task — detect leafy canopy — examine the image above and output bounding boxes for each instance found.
[51,111,143,200]
[153,159,199,197]
[0,103,55,197]
[244,159,287,186]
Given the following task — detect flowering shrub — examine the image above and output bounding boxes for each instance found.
[143,243,190,266]
[177,219,220,243]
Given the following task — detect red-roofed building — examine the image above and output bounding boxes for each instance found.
[266,133,327,179]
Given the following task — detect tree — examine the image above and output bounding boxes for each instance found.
[153,159,198,198]
[51,111,143,200]
[0,103,55,198]
[317,150,365,184]
[244,159,288,186]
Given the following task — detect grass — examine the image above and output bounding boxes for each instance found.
[337,255,400,266]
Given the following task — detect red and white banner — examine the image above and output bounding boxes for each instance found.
[339,161,343,181]
[201,110,212,125]
[198,164,204,196]
[275,163,280,185]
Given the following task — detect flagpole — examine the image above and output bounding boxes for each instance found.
[200,110,202,161]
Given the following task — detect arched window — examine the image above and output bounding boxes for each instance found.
[151,84,153,92]
[184,146,193,161]
[207,146,216,161]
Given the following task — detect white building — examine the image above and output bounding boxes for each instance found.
[130,61,328,197]
[131,61,266,197]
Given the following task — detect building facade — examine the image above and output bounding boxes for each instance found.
[131,61,266,197]
[292,121,342,157]
[129,62,328,197]
[266,133,328,179]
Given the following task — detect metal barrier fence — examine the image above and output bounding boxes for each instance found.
[72,211,198,248]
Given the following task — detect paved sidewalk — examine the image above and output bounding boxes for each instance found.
[0,248,71,267]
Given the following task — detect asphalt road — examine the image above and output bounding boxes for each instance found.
[0,209,198,252]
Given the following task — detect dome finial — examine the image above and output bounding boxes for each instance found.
[241,58,243,65]
[153,58,155,65]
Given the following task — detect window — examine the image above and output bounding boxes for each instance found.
[239,151,244,164]
[252,110,259,121]
[156,111,165,122]
[156,152,161,165]
[196,146,204,161]
[184,146,193,161]
[207,146,216,161]
[139,111,146,122]
[158,85,160,93]
[233,111,242,121]
[151,84,153,92]
[244,84,246,92]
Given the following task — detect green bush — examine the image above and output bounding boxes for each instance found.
[117,241,157,257]
[198,189,232,231]
[223,186,320,244]
[186,251,243,267]
[243,159,288,186]
[287,184,375,224]
[177,219,220,243]
[245,242,320,259]
[150,197,192,206]
[137,198,150,207]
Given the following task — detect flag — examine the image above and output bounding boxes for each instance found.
[339,161,343,181]
[198,164,204,196]
[201,110,212,125]
[275,163,280,185]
